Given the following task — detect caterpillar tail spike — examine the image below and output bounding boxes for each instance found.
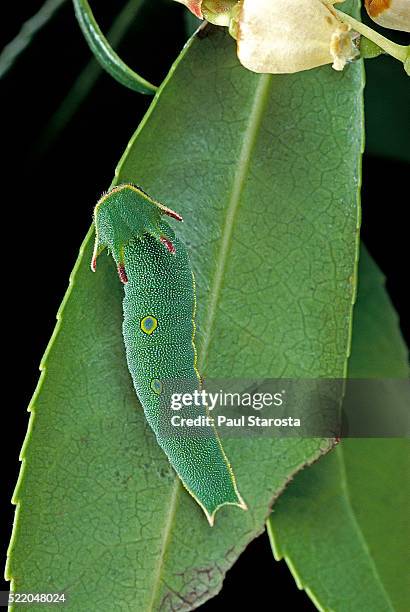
[91,183,247,525]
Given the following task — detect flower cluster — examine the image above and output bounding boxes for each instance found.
[176,0,410,74]
[235,0,358,73]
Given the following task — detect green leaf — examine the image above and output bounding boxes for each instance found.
[347,248,408,379]
[7,24,364,611]
[73,0,157,94]
[268,247,410,612]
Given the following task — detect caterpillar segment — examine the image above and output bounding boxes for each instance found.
[92,184,247,524]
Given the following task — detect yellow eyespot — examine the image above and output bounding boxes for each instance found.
[140,315,158,335]
[151,379,162,395]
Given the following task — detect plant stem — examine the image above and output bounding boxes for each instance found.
[37,0,148,153]
[73,0,157,94]
[333,8,409,63]
[0,0,67,79]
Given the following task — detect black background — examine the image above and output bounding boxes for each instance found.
[1,1,408,609]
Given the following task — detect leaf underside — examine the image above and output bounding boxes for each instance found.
[268,247,410,612]
[7,21,364,612]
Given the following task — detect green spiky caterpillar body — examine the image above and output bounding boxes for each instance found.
[92,184,246,525]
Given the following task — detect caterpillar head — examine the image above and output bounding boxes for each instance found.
[91,184,183,283]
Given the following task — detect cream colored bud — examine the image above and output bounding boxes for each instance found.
[365,0,410,33]
[202,1,239,26]
[237,0,359,73]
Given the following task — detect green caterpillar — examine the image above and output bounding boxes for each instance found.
[92,184,246,525]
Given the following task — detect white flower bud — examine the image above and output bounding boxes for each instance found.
[365,0,410,33]
[236,0,359,73]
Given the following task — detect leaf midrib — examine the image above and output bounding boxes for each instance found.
[148,477,180,611]
[199,73,272,370]
[336,444,395,611]
[148,72,272,610]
